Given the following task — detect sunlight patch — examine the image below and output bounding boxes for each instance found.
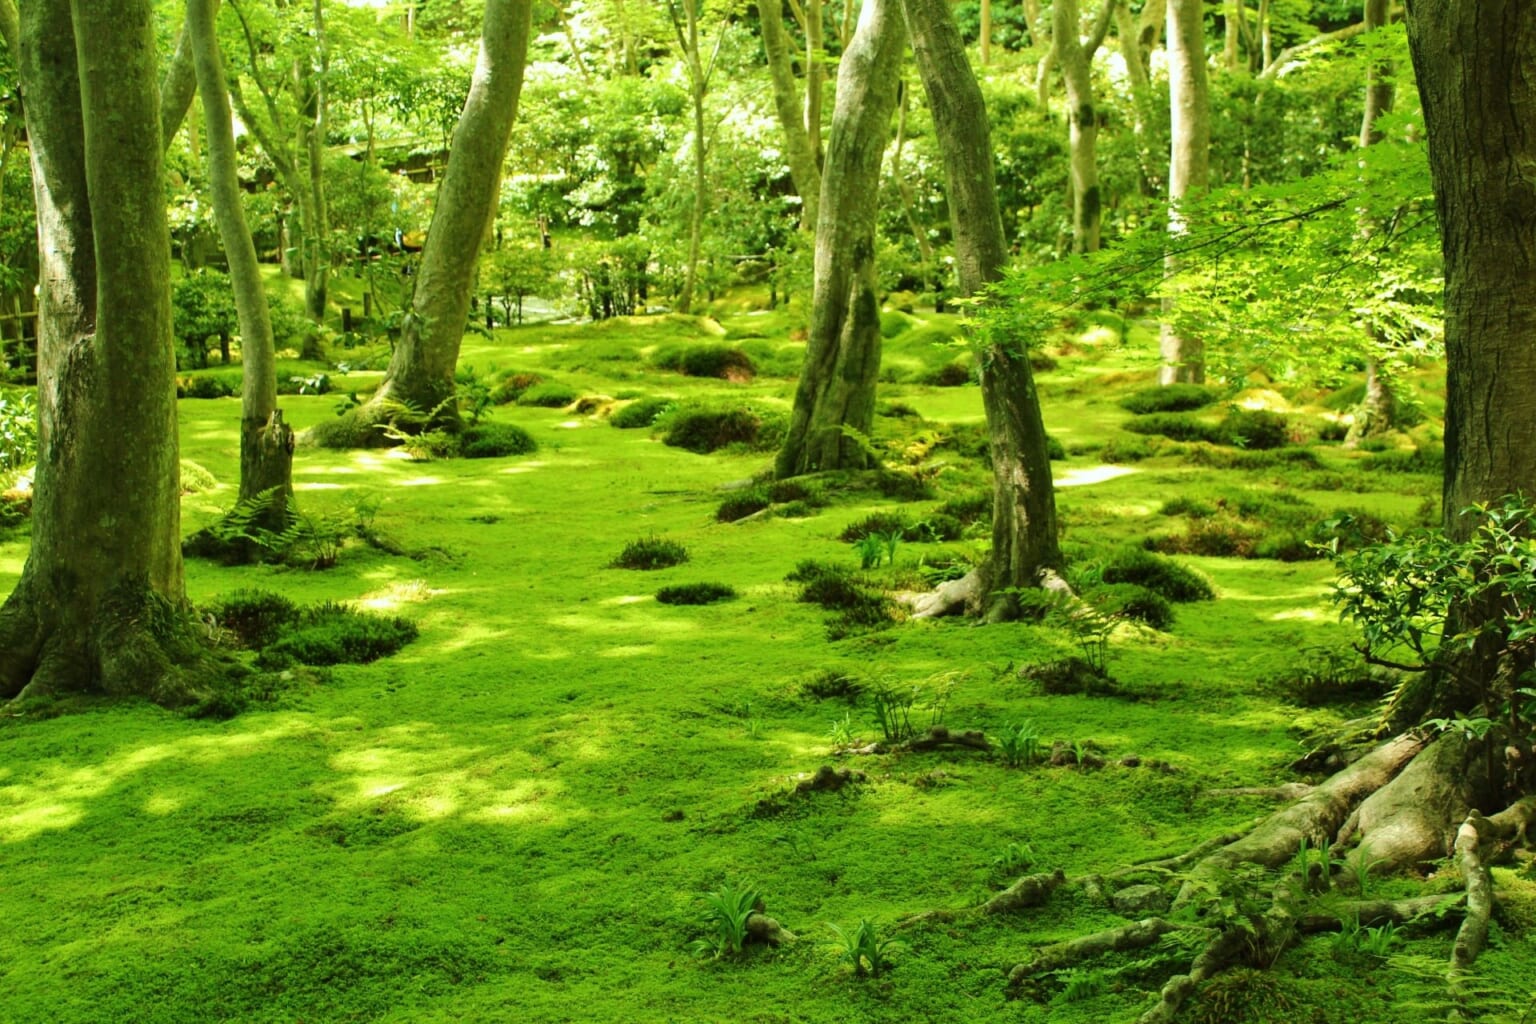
[359,579,440,611]
[556,420,585,429]
[143,793,183,816]
[1270,607,1325,622]
[607,595,652,605]
[2,803,82,843]
[1057,465,1139,488]
[397,475,446,487]
[294,482,347,491]
[599,644,659,658]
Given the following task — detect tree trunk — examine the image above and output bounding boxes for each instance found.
[1055,0,1117,254]
[775,0,905,478]
[1158,0,1210,386]
[0,0,207,704]
[758,0,821,231]
[1405,0,1536,531]
[298,0,329,352]
[901,0,1062,621]
[324,0,531,441]
[188,0,294,530]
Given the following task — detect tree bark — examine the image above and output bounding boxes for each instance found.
[0,0,207,703]
[1405,3,1536,533]
[188,0,294,527]
[1158,0,1210,385]
[1054,0,1118,254]
[775,0,905,478]
[758,0,822,231]
[329,0,532,440]
[901,0,1062,621]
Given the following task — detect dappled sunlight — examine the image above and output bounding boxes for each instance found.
[606,595,653,606]
[1057,464,1139,488]
[359,578,441,611]
[1270,607,1327,622]
[546,611,700,637]
[294,482,347,491]
[397,475,448,487]
[597,644,659,658]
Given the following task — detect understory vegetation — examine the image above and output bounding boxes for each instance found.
[3,306,1523,1024]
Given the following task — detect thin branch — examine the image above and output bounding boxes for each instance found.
[1258,19,1369,80]
[1085,0,1119,57]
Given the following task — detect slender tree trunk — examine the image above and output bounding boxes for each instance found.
[1158,0,1210,385]
[758,0,821,230]
[188,0,293,528]
[0,0,207,703]
[1113,0,1160,194]
[775,0,905,478]
[298,0,329,349]
[1405,0,1536,530]
[1346,0,1398,445]
[891,82,935,269]
[327,0,532,442]
[806,0,825,167]
[979,0,992,64]
[1055,0,1117,254]
[901,0,1061,620]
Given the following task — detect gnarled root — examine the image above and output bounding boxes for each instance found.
[1006,917,1191,996]
[1450,796,1536,975]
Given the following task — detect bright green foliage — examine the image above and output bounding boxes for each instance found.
[996,721,1042,768]
[172,268,238,369]
[0,388,37,476]
[825,918,903,977]
[1119,384,1221,414]
[610,396,673,428]
[690,884,762,959]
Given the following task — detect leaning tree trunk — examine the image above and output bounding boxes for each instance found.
[321,0,532,444]
[0,0,208,704]
[1157,0,1210,386]
[775,0,905,478]
[902,0,1062,621]
[758,0,822,231]
[189,0,293,531]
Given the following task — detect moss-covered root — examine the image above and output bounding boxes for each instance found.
[745,911,797,946]
[0,579,220,706]
[1007,918,1187,994]
[1452,796,1536,975]
[302,404,399,450]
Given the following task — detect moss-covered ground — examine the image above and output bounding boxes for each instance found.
[1,307,1532,1023]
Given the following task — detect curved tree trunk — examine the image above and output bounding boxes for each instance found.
[188,0,294,529]
[758,0,822,231]
[0,0,207,704]
[326,0,532,442]
[1157,0,1209,385]
[901,0,1061,621]
[775,0,905,478]
[1055,0,1117,254]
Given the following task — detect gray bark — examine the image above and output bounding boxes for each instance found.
[901,0,1062,620]
[775,0,905,477]
[758,0,822,230]
[0,0,206,703]
[349,0,532,431]
[1158,0,1210,385]
[188,0,293,523]
[1054,0,1118,254]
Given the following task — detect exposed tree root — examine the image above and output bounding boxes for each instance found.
[1449,795,1536,975]
[1007,917,1190,993]
[1207,783,1315,801]
[752,765,865,818]
[903,567,1074,620]
[1339,731,1492,873]
[845,725,991,755]
[983,869,1068,915]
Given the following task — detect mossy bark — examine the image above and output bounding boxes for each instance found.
[757,0,821,231]
[901,0,1061,620]
[775,0,905,478]
[325,0,532,444]
[0,0,210,704]
[1157,0,1210,386]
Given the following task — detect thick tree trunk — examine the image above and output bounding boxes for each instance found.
[1406,2,1536,531]
[758,0,821,231]
[1158,0,1210,385]
[902,0,1061,621]
[327,0,531,441]
[775,0,905,478]
[188,0,294,528]
[0,0,207,704]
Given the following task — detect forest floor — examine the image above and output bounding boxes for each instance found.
[2,304,1533,1023]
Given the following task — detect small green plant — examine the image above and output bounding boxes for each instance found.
[611,535,690,570]
[992,841,1035,875]
[1349,842,1385,898]
[829,712,856,747]
[852,533,884,569]
[1360,922,1398,957]
[1329,914,1363,956]
[461,422,538,459]
[454,366,494,425]
[880,529,900,567]
[870,682,920,743]
[690,884,761,959]
[826,919,904,977]
[996,720,1042,767]
[610,395,673,429]
[1046,594,1117,678]
[1051,968,1108,1005]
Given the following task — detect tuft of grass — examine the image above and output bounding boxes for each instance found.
[655,582,736,606]
[610,535,690,570]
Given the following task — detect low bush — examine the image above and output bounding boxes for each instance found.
[179,460,219,495]
[767,478,827,506]
[789,561,896,637]
[461,422,538,459]
[1100,437,1167,463]
[876,400,921,419]
[659,405,784,454]
[1119,383,1220,414]
[1363,444,1444,475]
[209,589,300,649]
[716,488,771,522]
[1090,583,1174,630]
[1219,408,1292,450]
[840,511,910,542]
[1122,413,1225,445]
[652,344,756,380]
[1159,496,1216,519]
[255,601,419,669]
[656,582,736,605]
[179,374,238,399]
[611,535,689,570]
[516,380,580,407]
[1100,548,1215,602]
[921,361,972,387]
[1146,516,1263,558]
[610,396,672,429]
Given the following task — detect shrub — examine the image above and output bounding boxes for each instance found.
[1119,383,1220,414]
[716,488,771,522]
[767,478,826,506]
[876,400,920,418]
[1100,437,1167,463]
[936,490,992,525]
[611,535,689,569]
[1122,413,1225,445]
[1090,583,1174,630]
[840,511,911,542]
[656,582,736,605]
[1219,408,1292,450]
[653,344,756,380]
[1160,496,1216,519]
[461,422,538,459]
[0,389,37,474]
[490,371,544,405]
[179,460,219,495]
[1100,548,1215,602]
[921,361,973,387]
[209,589,300,648]
[255,602,419,669]
[1146,516,1263,558]
[879,311,912,338]
[517,380,580,407]
[180,374,238,399]
[610,396,672,429]
[659,405,782,454]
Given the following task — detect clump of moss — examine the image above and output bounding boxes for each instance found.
[716,488,771,523]
[610,396,672,429]
[1088,583,1174,630]
[461,422,537,459]
[611,535,690,570]
[657,404,785,454]
[516,380,580,407]
[208,590,418,670]
[490,371,544,405]
[651,344,756,380]
[209,589,300,648]
[1100,548,1215,602]
[1119,383,1220,414]
[656,582,736,606]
